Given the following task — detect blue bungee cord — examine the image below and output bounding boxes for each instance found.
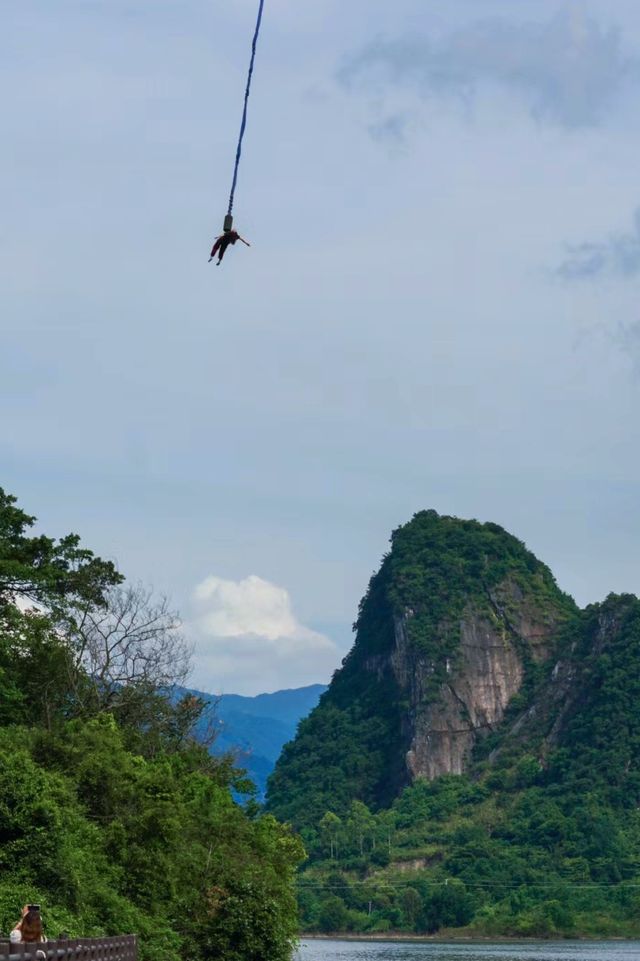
[222,0,266,234]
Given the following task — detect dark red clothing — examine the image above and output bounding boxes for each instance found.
[210,231,239,264]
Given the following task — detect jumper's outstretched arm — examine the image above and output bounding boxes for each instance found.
[238,236,251,246]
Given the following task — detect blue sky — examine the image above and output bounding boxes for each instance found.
[3,0,640,693]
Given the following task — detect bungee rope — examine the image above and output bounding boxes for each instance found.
[223,0,266,233]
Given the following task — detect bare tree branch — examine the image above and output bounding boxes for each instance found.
[68,583,193,713]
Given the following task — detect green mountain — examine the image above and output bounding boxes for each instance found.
[266,510,640,938]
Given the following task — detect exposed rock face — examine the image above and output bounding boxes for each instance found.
[391,578,565,782]
[266,510,578,828]
[491,597,636,763]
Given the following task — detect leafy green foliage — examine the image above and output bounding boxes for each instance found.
[383,511,570,663]
[0,487,304,960]
[0,488,122,613]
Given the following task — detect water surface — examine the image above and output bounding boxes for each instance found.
[297,938,640,961]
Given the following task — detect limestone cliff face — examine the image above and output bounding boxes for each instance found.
[266,511,577,828]
[490,596,636,763]
[385,578,566,782]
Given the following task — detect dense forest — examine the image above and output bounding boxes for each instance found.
[0,487,303,960]
[267,511,640,938]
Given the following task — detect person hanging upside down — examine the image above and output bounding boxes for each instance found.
[209,229,251,265]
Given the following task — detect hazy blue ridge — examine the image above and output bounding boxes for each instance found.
[214,684,329,726]
[175,683,327,797]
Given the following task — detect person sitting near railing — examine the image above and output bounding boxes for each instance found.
[10,905,46,943]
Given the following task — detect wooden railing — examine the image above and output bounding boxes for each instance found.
[0,937,137,961]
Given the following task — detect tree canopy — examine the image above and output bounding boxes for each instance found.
[0,487,303,960]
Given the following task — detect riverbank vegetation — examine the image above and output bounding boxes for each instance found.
[0,487,303,960]
[293,766,640,938]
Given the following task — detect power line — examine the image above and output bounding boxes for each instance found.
[295,879,640,891]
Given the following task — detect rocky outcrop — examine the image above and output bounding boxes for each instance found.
[266,510,578,827]
[392,855,442,872]
[490,596,636,764]
[390,578,566,782]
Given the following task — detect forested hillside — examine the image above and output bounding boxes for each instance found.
[0,488,303,961]
[267,511,640,938]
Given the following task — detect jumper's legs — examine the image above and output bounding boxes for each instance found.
[209,237,222,262]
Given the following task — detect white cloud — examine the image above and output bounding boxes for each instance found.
[189,574,341,695]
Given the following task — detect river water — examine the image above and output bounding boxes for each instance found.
[296,939,640,961]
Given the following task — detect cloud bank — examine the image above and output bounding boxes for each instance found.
[340,7,635,129]
[189,574,341,695]
[558,208,640,279]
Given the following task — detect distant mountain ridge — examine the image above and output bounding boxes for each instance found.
[178,683,327,797]
[214,685,329,728]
